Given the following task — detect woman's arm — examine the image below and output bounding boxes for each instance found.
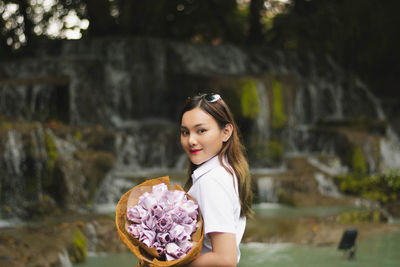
[187,232,237,267]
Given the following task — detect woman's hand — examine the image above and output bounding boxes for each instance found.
[186,232,237,267]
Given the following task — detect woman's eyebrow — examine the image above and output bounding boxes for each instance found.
[194,123,206,128]
[181,123,206,129]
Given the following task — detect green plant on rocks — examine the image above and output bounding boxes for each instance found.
[44,131,58,170]
[337,210,385,224]
[271,79,287,129]
[335,170,400,204]
[68,228,87,263]
[352,145,368,174]
[239,78,259,120]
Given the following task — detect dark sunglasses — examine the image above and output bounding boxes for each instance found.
[203,93,221,103]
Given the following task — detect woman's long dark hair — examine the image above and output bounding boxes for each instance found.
[180,93,254,219]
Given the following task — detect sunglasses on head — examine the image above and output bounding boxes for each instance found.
[203,93,221,103]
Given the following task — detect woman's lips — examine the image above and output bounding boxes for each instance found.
[189,149,202,154]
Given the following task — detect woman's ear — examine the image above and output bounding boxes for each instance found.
[223,123,233,142]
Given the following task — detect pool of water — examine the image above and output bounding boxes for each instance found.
[253,203,366,218]
[74,230,400,267]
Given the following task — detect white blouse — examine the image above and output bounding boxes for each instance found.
[188,155,246,263]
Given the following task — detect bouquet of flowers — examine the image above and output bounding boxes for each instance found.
[116,176,204,266]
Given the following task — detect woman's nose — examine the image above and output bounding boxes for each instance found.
[188,134,197,146]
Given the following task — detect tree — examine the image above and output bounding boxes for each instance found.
[247,0,264,44]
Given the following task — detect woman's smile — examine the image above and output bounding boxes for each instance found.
[189,148,202,155]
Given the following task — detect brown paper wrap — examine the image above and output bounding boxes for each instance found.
[116,176,204,266]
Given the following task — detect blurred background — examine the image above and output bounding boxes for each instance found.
[1,0,400,266]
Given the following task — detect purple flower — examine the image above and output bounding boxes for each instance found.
[127,205,147,224]
[126,183,199,261]
[153,242,165,255]
[127,224,140,238]
[141,214,155,230]
[157,232,172,244]
[181,199,198,219]
[151,204,164,219]
[156,214,173,232]
[139,229,156,247]
[166,243,185,260]
[178,241,193,254]
[139,192,157,210]
[152,183,168,198]
[170,224,190,243]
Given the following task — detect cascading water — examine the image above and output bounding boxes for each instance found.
[2,130,25,216]
[1,37,400,220]
[256,177,279,203]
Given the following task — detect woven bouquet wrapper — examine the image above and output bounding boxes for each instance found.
[116,176,204,266]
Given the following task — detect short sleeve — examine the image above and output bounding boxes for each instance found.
[196,175,236,235]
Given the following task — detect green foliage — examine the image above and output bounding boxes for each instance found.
[240,79,260,119]
[271,79,287,129]
[69,228,87,263]
[249,138,283,166]
[268,0,400,99]
[277,189,295,206]
[74,131,82,141]
[352,145,367,174]
[264,139,283,163]
[44,132,58,169]
[335,170,400,204]
[337,210,384,224]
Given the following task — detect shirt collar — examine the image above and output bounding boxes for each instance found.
[191,155,221,182]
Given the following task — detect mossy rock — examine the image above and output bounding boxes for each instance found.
[239,78,260,120]
[337,210,388,224]
[335,171,400,204]
[270,79,288,129]
[248,138,284,167]
[277,189,296,206]
[68,227,88,263]
[351,145,368,174]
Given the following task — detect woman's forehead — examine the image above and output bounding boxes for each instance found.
[181,107,216,127]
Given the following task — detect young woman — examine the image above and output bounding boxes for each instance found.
[180,93,254,267]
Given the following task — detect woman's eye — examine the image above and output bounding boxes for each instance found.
[198,129,207,134]
[181,130,189,136]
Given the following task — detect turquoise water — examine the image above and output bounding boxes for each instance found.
[239,230,400,267]
[75,230,400,267]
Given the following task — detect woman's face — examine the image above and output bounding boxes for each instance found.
[180,107,231,165]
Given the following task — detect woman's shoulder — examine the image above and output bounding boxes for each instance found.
[205,164,234,188]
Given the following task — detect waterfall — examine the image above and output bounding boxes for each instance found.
[379,135,400,172]
[85,222,98,254]
[257,177,279,203]
[93,118,184,213]
[314,173,341,198]
[2,37,400,222]
[58,249,73,267]
[2,130,25,214]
